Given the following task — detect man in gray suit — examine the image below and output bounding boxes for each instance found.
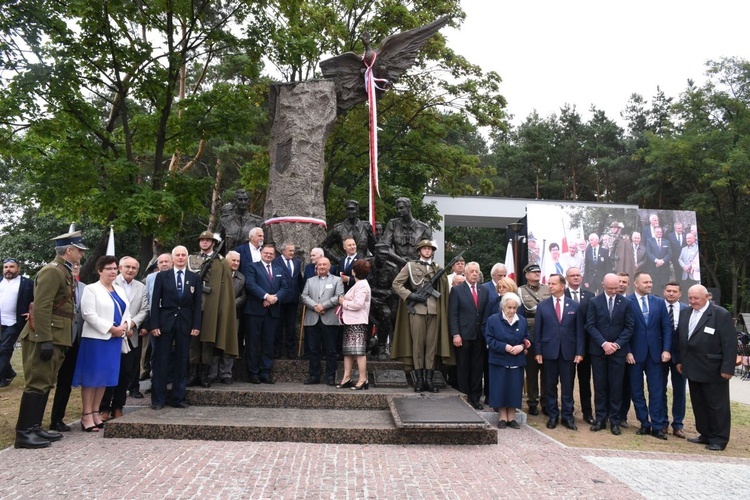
[300,257,344,385]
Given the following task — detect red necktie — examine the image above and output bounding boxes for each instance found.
[471,285,478,307]
[555,298,562,323]
[266,264,273,282]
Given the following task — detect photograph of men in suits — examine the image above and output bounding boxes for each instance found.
[448,261,489,410]
[300,257,343,386]
[645,227,672,293]
[149,246,202,410]
[583,233,609,295]
[534,274,584,430]
[586,274,634,435]
[627,272,672,440]
[244,244,289,384]
[676,285,737,451]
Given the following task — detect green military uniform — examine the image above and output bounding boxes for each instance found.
[15,230,86,449]
[518,264,551,413]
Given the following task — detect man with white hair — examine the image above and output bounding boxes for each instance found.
[304,247,325,280]
[481,263,507,299]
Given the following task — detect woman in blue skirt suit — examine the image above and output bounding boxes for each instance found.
[485,292,530,429]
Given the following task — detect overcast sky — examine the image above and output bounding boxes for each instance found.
[445,0,748,125]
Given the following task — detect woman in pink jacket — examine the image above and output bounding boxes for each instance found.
[337,259,372,390]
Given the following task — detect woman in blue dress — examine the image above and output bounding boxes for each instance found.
[485,292,530,429]
[73,255,131,431]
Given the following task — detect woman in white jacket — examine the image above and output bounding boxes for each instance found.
[72,256,131,431]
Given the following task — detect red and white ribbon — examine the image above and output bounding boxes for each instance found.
[363,51,390,235]
[264,216,327,229]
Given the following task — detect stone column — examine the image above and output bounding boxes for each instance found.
[264,80,337,262]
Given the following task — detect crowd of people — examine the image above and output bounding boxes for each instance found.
[0,209,738,454]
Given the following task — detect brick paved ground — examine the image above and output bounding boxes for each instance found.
[2,420,749,499]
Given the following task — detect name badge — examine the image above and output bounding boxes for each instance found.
[325,283,333,289]
[704,327,715,335]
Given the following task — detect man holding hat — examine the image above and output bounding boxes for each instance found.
[519,262,550,415]
[15,231,86,449]
[188,231,238,387]
[392,239,452,392]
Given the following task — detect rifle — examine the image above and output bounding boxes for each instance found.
[200,239,225,294]
[406,250,465,314]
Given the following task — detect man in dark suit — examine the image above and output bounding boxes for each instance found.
[149,245,202,410]
[244,243,289,384]
[304,247,325,280]
[564,267,595,424]
[274,241,304,359]
[0,258,34,387]
[337,237,361,293]
[534,274,584,430]
[676,285,737,451]
[627,272,672,440]
[662,281,687,438]
[236,227,264,355]
[583,233,609,295]
[586,273,634,435]
[645,227,672,293]
[448,262,489,410]
[667,222,687,278]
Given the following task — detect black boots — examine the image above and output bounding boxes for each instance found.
[15,391,62,449]
[200,364,211,388]
[424,370,439,393]
[188,364,200,387]
[411,369,424,392]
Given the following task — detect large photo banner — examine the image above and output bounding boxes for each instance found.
[526,204,698,299]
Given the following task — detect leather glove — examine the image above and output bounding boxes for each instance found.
[39,341,54,361]
[408,292,427,304]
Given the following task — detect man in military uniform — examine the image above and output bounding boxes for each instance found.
[188,231,238,387]
[321,200,377,261]
[380,197,432,263]
[609,221,633,277]
[15,231,86,449]
[392,239,452,392]
[217,189,264,251]
[518,263,551,416]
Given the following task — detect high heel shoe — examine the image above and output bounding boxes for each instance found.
[94,412,106,429]
[336,378,353,389]
[352,380,369,390]
[80,413,100,433]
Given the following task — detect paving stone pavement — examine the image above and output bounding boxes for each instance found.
[2,419,749,499]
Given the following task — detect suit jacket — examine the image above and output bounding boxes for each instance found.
[678,245,700,280]
[8,276,34,332]
[244,260,289,317]
[274,255,304,304]
[448,281,489,341]
[585,293,634,356]
[583,245,609,290]
[71,281,86,344]
[676,303,737,382]
[232,271,246,311]
[340,279,371,325]
[564,288,594,328]
[534,296,584,360]
[481,280,498,301]
[668,232,687,265]
[633,243,647,273]
[301,273,344,326]
[235,243,261,280]
[149,268,202,333]
[645,237,672,278]
[486,313,529,367]
[81,281,132,340]
[338,253,362,292]
[482,293,525,334]
[665,300,687,357]
[627,294,671,363]
[115,275,149,348]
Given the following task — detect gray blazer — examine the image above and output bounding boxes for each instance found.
[114,275,149,348]
[232,271,247,310]
[300,274,344,326]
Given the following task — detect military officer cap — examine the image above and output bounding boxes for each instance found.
[416,239,438,251]
[198,230,220,243]
[52,231,88,250]
[610,221,624,229]
[523,263,541,273]
[344,200,359,209]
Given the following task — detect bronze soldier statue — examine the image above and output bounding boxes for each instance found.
[217,189,264,251]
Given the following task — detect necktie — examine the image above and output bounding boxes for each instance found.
[688,310,699,338]
[572,290,579,302]
[641,296,649,318]
[593,248,597,261]
[345,257,352,270]
[555,263,563,274]
[420,261,431,267]
[471,285,478,307]
[657,238,661,248]
[286,259,293,274]
[669,304,675,332]
[555,298,562,323]
[608,296,614,317]
[176,270,183,297]
[678,235,682,245]
[266,264,273,282]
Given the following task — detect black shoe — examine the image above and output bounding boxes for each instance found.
[508,420,520,429]
[172,402,189,409]
[528,406,539,416]
[326,378,336,386]
[619,420,630,429]
[150,404,165,410]
[50,421,71,432]
[470,400,484,410]
[15,429,52,449]
[0,372,16,387]
[260,378,275,385]
[497,419,508,429]
[352,380,369,390]
[688,436,709,444]
[249,375,261,384]
[336,378,354,389]
[546,418,558,429]
[32,426,63,442]
[583,413,595,425]
[706,443,725,451]
[636,426,651,435]
[562,418,578,431]
[590,421,606,432]
[541,407,550,417]
[130,391,144,399]
[610,424,622,436]
[304,377,320,385]
[651,429,668,440]
[221,377,233,385]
